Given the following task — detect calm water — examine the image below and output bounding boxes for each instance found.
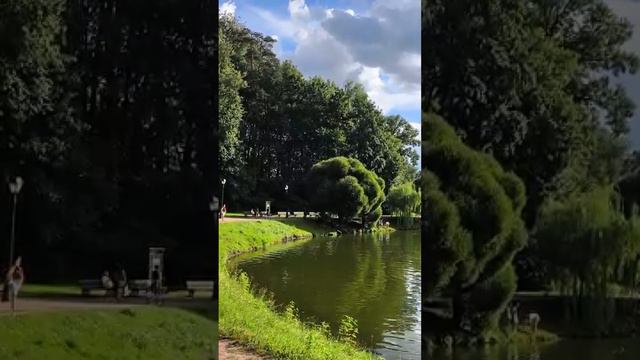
[430,338,640,360]
[233,231,421,360]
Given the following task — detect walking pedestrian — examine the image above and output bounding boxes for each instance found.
[6,257,25,314]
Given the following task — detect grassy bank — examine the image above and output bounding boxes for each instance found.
[0,307,216,359]
[219,219,380,360]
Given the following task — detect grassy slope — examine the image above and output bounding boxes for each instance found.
[0,307,216,359]
[219,219,379,360]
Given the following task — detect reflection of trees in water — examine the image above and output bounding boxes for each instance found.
[335,232,421,346]
[237,232,421,348]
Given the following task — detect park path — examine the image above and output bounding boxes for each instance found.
[220,217,261,223]
[219,339,268,360]
[0,297,144,316]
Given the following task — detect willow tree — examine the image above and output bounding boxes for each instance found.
[535,187,640,331]
[308,157,385,226]
[423,114,527,334]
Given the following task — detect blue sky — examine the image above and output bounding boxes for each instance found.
[219,0,422,146]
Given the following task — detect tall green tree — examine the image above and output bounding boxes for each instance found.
[424,0,639,225]
[423,114,527,334]
[386,182,420,217]
[308,157,385,226]
[219,16,418,209]
[219,20,245,178]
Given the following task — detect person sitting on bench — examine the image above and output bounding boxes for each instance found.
[101,270,114,292]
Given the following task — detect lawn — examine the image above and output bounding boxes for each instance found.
[0,307,216,359]
[19,284,79,298]
[219,219,380,360]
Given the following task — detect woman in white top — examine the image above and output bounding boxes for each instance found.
[6,257,25,314]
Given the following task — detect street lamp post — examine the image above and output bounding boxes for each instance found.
[285,185,289,218]
[209,196,219,299]
[8,176,23,267]
[221,179,226,218]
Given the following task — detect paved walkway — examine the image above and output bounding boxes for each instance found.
[0,297,145,316]
[0,296,213,316]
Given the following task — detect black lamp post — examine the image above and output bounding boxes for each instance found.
[209,196,219,299]
[221,179,226,209]
[8,176,23,266]
[285,185,289,218]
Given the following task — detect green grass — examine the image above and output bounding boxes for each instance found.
[219,219,379,360]
[219,219,315,261]
[20,284,79,298]
[0,307,216,359]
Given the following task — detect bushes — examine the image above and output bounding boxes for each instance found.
[307,157,385,226]
[423,113,527,335]
[386,182,420,226]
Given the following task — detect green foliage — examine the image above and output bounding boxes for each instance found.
[0,0,217,282]
[535,186,640,332]
[219,16,417,209]
[386,182,420,217]
[219,220,380,360]
[337,315,359,347]
[536,187,640,294]
[219,19,245,176]
[423,114,527,334]
[307,157,385,224]
[424,0,639,225]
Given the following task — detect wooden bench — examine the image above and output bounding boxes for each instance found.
[79,279,118,296]
[127,279,151,296]
[186,280,214,298]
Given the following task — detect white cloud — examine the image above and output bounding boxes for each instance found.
[220,1,236,16]
[244,0,420,116]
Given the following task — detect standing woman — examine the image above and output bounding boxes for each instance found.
[6,256,25,314]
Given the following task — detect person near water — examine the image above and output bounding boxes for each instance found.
[6,257,25,314]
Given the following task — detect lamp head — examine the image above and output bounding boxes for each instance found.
[8,176,24,194]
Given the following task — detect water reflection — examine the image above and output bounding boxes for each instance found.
[235,231,421,360]
[430,338,640,360]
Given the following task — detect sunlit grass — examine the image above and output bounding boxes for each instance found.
[0,307,216,359]
[219,219,380,360]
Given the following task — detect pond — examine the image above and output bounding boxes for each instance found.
[430,338,640,360]
[232,230,421,360]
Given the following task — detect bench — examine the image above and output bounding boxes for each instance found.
[186,280,214,298]
[127,279,151,296]
[79,279,119,296]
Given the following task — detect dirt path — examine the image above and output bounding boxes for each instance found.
[219,339,268,360]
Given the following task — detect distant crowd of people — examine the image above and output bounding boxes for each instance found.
[100,264,162,304]
[100,264,128,300]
